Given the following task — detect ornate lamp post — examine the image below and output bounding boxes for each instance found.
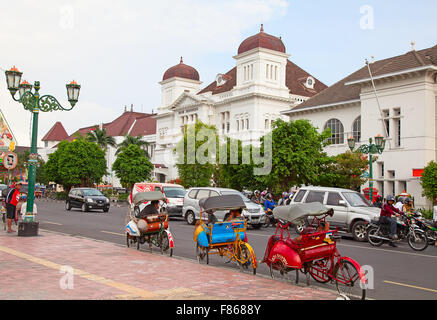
[5,66,80,227]
[348,134,386,205]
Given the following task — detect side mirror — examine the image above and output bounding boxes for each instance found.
[338,200,347,207]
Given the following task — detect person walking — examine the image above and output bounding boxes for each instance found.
[5,182,22,233]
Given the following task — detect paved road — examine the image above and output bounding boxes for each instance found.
[33,200,437,300]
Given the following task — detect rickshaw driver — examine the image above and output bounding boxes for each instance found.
[137,200,160,218]
[225,208,244,222]
[292,221,331,243]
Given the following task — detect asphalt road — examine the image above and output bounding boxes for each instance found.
[33,199,437,300]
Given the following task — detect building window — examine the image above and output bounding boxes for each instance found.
[241,120,244,130]
[382,109,390,138]
[266,64,269,79]
[393,108,401,147]
[275,66,278,80]
[265,119,269,130]
[246,119,249,130]
[251,64,254,79]
[352,116,361,142]
[324,119,344,145]
[237,120,239,131]
[44,141,48,148]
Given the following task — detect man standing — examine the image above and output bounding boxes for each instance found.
[5,182,22,233]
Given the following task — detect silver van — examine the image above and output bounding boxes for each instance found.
[290,186,380,242]
[182,187,266,228]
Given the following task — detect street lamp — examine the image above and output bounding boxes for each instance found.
[348,134,386,205]
[4,66,80,228]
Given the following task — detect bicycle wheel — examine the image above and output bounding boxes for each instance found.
[308,259,332,284]
[407,229,428,251]
[269,260,295,282]
[196,243,209,264]
[334,260,366,300]
[367,227,384,247]
[236,243,256,275]
[159,232,173,257]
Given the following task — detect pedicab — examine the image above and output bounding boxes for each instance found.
[125,191,174,256]
[193,194,257,274]
[262,202,367,300]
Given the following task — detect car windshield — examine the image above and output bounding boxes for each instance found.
[82,189,103,196]
[163,187,186,198]
[342,192,370,207]
[220,191,252,203]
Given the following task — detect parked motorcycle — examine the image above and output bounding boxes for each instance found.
[412,214,437,245]
[367,214,428,251]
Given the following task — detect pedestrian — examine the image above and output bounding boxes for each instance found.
[5,182,22,233]
[19,195,38,220]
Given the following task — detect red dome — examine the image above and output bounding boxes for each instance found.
[238,24,285,55]
[163,57,200,81]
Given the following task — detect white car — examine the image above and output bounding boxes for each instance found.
[290,186,380,242]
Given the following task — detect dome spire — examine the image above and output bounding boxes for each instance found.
[180,56,183,64]
[260,24,264,32]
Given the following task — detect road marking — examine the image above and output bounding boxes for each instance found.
[41,221,63,226]
[337,243,437,259]
[384,280,437,293]
[101,231,124,236]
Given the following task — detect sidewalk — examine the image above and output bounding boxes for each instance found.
[0,229,337,300]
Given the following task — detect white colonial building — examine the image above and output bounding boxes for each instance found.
[154,25,327,180]
[282,44,437,207]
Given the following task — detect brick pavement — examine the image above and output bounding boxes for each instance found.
[0,229,337,300]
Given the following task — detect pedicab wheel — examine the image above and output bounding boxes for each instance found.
[308,259,332,284]
[269,260,288,281]
[136,237,140,250]
[126,233,131,248]
[237,243,256,275]
[159,232,173,257]
[196,243,209,264]
[293,218,308,234]
[367,227,384,247]
[334,260,366,300]
[407,229,428,251]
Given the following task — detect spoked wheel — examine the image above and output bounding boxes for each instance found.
[334,260,366,300]
[126,233,131,248]
[236,243,256,275]
[308,259,332,284]
[136,237,140,250]
[269,260,292,281]
[407,229,428,251]
[293,218,308,234]
[196,243,209,265]
[367,227,384,247]
[159,232,173,257]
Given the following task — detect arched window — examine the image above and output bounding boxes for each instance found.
[324,119,344,145]
[352,116,361,142]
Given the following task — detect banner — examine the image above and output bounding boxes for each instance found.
[0,109,17,151]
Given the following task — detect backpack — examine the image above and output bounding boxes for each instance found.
[5,188,16,204]
[2,187,11,201]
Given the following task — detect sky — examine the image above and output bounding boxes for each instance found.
[0,0,436,147]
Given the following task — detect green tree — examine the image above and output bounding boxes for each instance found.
[116,135,149,157]
[45,139,107,191]
[317,152,370,191]
[259,119,331,193]
[175,121,218,189]
[420,161,437,204]
[86,127,117,151]
[217,137,259,191]
[112,144,154,190]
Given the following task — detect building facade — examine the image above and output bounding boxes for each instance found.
[154,25,327,181]
[282,44,437,207]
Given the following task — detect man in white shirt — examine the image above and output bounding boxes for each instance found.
[394,198,404,212]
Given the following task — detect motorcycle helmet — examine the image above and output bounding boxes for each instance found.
[282,192,288,197]
[261,191,267,197]
[386,195,395,203]
[254,190,260,195]
[403,197,411,204]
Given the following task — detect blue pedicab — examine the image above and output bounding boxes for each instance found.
[193,194,257,274]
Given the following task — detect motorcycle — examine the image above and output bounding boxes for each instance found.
[367,214,428,251]
[263,208,277,228]
[411,214,437,245]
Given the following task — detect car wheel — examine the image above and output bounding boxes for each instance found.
[65,201,71,211]
[81,203,88,212]
[103,208,109,213]
[186,211,196,225]
[251,224,262,230]
[351,221,367,242]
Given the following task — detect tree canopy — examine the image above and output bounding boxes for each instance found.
[86,127,117,151]
[112,144,154,190]
[420,161,437,204]
[116,135,149,157]
[45,139,107,191]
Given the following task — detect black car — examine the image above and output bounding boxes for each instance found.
[66,188,110,212]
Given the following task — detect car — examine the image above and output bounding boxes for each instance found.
[289,186,380,242]
[130,182,186,217]
[182,187,266,228]
[66,188,110,213]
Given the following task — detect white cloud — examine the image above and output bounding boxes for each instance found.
[0,0,289,147]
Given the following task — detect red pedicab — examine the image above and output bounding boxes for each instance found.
[262,202,367,300]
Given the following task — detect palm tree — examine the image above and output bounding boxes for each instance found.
[116,135,149,158]
[86,126,117,151]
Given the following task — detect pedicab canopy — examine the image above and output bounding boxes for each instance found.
[273,202,331,223]
[132,191,166,206]
[199,195,246,212]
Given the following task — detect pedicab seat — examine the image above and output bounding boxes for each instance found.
[210,221,246,245]
[298,231,336,262]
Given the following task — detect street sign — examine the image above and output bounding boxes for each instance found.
[3,152,17,170]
